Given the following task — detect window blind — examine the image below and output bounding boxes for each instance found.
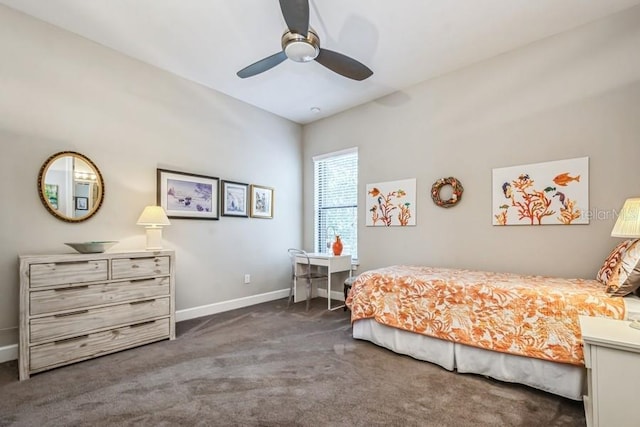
[313,148,358,259]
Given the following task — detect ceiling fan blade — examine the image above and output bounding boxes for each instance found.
[279,0,309,35]
[315,48,373,81]
[237,51,287,78]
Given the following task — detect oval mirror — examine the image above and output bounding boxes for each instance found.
[38,151,104,222]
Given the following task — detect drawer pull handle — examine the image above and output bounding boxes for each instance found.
[52,261,93,266]
[54,310,89,317]
[54,285,89,292]
[54,335,89,344]
[129,278,154,283]
[130,321,155,328]
[130,299,156,305]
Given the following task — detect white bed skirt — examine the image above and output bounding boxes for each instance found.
[352,318,585,400]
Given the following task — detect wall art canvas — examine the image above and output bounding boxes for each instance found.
[492,157,589,226]
[157,169,219,220]
[366,178,416,226]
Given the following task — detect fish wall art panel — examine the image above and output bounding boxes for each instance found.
[492,157,589,226]
[366,178,416,226]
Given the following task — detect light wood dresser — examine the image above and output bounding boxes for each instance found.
[19,250,175,380]
[579,315,640,427]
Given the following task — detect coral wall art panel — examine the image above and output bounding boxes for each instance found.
[366,178,416,226]
[492,157,589,226]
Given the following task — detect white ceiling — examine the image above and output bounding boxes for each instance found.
[2,0,640,124]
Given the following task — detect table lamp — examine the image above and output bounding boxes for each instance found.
[611,198,640,330]
[611,198,640,238]
[136,206,171,250]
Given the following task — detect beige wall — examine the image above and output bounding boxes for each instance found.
[2,4,640,351]
[0,6,302,348]
[303,6,640,279]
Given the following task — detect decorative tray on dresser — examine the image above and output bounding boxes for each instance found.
[19,250,175,380]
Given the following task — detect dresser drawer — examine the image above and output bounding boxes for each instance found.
[19,250,175,380]
[30,297,170,343]
[29,260,108,288]
[30,277,171,315]
[112,256,170,279]
[30,318,170,371]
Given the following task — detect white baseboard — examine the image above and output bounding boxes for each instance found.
[316,288,346,301]
[0,344,18,363]
[175,288,290,322]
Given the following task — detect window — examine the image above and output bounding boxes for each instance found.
[313,148,358,259]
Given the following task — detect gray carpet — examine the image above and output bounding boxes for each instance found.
[0,298,585,426]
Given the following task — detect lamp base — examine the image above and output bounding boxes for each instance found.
[145,227,164,250]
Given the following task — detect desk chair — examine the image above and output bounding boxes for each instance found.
[287,248,328,311]
[343,276,357,311]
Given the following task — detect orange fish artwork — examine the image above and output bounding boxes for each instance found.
[368,187,380,197]
[553,173,580,187]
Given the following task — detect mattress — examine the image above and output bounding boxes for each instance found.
[352,294,640,401]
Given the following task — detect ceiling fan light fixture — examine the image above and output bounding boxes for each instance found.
[282,29,319,63]
[285,41,318,62]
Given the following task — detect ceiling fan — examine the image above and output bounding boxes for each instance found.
[236,0,373,81]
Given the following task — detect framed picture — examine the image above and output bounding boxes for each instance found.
[157,169,219,220]
[250,184,274,219]
[75,196,88,211]
[221,180,249,217]
[44,184,59,209]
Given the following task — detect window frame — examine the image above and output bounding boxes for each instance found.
[312,147,358,260]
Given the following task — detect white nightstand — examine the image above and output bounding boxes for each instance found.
[579,315,640,427]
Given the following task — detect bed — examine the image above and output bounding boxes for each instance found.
[346,265,640,400]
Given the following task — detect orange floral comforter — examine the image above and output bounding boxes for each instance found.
[346,266,626,365]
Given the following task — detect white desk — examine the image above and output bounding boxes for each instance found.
[293,253,352,310]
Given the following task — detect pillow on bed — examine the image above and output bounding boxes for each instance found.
[604,239,640,296]
[597,239,637,285]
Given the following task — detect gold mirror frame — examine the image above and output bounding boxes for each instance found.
[38,151,104,222]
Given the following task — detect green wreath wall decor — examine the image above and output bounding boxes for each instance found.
[431,177,463,208]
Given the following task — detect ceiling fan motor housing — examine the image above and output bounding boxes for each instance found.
[282,29,319,62]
